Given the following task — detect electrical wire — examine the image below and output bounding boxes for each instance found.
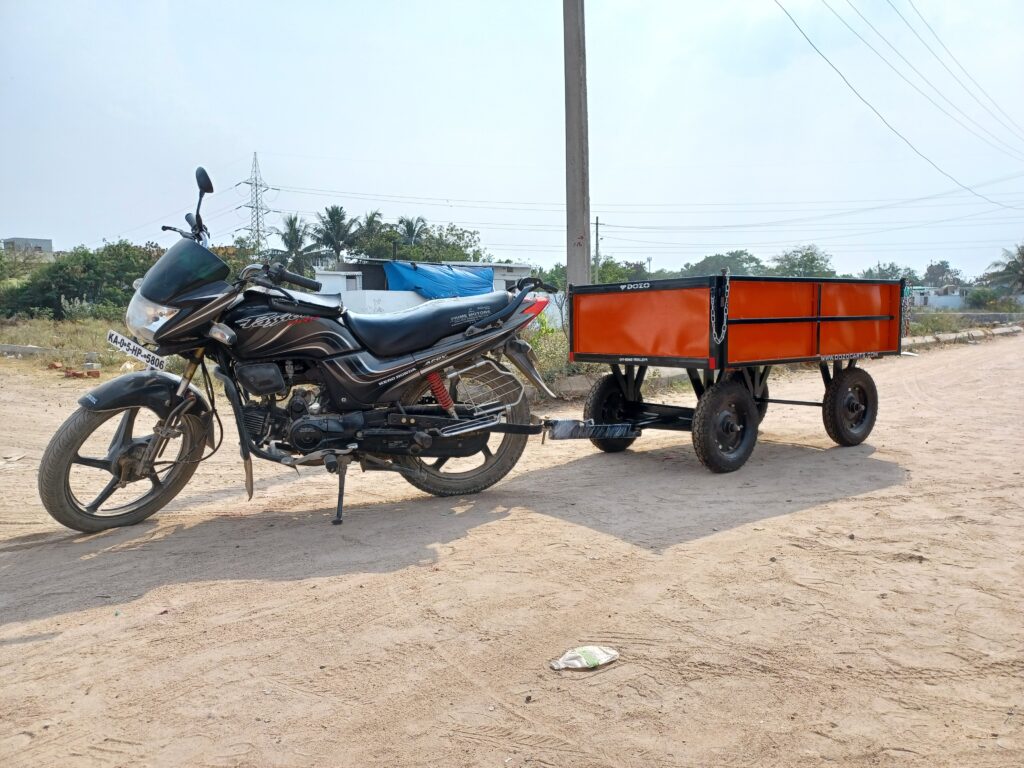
[904,0,1024,139]
[883,0,1024,144]
[774,0,1020,212]
[822,0,1024,163]
[844,0,1024,157]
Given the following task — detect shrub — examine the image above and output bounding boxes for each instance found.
[523,314,602,383]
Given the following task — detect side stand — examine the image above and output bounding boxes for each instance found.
[323,454,351,525]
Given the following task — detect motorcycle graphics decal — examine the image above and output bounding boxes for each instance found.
[234,312,305,330]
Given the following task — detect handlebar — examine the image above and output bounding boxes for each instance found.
[268,262,322,292]
[161,225,192,237]
[515,276,559,294]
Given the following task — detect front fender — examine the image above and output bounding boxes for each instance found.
[78,371,213,446]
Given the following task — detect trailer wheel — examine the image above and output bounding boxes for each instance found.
[691,380,759,473]
[726,370,769,423]
[822,367,877,446]
[583,374,638,453]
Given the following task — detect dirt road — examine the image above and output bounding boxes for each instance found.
[1,337,1022,767]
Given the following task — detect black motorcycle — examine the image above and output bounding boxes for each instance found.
[39,167,558,532]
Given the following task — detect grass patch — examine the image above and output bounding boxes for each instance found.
[0,318,185,373]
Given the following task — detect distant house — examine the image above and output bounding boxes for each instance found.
[3,236,55,266]
[3,237,53,254]
[908,284,969,309]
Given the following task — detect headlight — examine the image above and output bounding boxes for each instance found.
[125,292,179,343]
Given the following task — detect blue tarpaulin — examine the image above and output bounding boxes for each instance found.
[382,261,493,299]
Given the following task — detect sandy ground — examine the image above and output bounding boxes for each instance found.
[0,337,1022,767]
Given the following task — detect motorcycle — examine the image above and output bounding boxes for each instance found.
[38,167,558,532]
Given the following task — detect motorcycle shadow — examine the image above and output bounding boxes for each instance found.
[0,437,904,627]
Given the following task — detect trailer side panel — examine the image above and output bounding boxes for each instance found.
[573,286,711,363]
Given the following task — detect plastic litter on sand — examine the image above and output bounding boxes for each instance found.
[549,646,619,670]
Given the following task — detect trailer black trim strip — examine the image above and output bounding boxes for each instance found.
[725,275,903,285]
[573,353,713,368]
[729,314,894,325]
[725,350,899,367]
[569,276,716,295]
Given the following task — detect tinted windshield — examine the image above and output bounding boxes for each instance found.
[140,239,230,304]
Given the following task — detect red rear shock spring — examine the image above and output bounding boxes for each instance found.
[426,371,456,416]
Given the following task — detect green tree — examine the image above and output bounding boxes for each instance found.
[397,215,428,246]
[359,209,384,239]
[0,245,46,281]
[404,223,490,263]
[679,250,764,277]
[859,261,921,283]
[312,205,358,262]
[966,287,999,309]
[923,260,964,287]
[272,214,318,276]
[6,240,162,318]
[982,244,1024,293]
[767,245,836,277]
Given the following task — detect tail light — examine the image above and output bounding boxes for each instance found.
[522,296,549,318]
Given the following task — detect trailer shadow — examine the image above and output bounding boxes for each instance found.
[500,438,905,550]
[0,438,904,627]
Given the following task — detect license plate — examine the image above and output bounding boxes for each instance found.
[107,330,166,370]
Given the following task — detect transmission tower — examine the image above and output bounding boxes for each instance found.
[242,152,270,259]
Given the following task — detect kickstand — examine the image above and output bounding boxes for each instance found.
[324,454,351,525]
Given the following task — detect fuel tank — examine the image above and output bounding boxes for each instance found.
[223,299,362,359]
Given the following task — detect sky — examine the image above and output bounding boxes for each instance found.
[2,0,1023,278]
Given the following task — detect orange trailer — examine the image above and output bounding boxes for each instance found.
[548,274,905,472]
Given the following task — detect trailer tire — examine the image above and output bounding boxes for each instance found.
[822,367,877,446]
[691,380,759,473]
[726,370,769,423]
[583,374,638,453]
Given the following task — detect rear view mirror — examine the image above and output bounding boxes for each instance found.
[195,167,214,194]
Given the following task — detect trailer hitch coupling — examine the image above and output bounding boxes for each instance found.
[544,419,641,440]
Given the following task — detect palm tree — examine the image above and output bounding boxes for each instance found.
[359,209,384,239]
[985,244,1024,293]
[276,214,311,264]
[397,215,428,246]
[311,205,358,261]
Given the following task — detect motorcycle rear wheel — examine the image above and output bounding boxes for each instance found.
[395,361,529,497]
[38,406,204,532]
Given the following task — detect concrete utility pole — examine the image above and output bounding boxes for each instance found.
[563,0,591,289]
[593,216,600,282]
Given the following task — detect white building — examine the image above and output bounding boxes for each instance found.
[315,260,534,315]
[908,285,969,309]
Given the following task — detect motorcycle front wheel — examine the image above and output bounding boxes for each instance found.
[38,406,204,532]
[395,361,530,497]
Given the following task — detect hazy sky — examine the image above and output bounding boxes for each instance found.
[3,0,1023,277]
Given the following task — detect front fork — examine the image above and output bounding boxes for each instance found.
[142,348,206,469]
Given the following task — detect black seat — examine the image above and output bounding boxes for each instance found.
[345,292,510,358]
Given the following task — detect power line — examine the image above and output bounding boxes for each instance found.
[883,0,1024,144]
[268,182,1024,211]
[843,0,1024,158]
[773,0,1020,211]
[822,0,1024,163]
[904,0,1024,138]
